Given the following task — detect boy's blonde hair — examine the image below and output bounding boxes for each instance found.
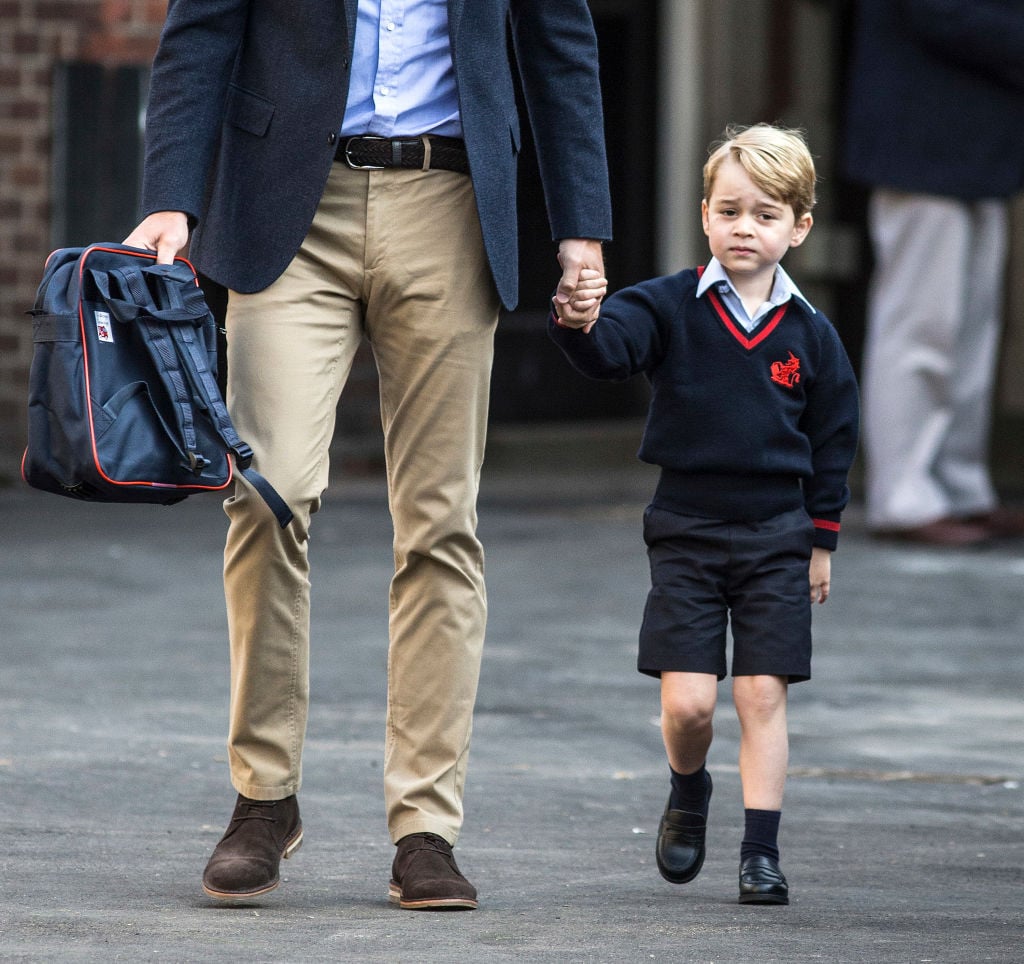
[703,124,817,219]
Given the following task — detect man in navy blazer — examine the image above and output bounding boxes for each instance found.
[126,0,612,909]
[841,0,1024,546]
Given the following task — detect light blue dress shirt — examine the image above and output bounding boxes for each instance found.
[341,0,462,138]
[696,257,814,332]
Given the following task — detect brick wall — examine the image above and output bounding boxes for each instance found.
[0,1,388,483]
[0,1,165,481]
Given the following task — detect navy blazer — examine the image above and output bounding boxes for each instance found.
[841,0,1024,201]
[141,0,613,307]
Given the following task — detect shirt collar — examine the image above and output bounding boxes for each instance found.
[695,257,815,315]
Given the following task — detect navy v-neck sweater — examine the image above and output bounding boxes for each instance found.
[549,268,860,550]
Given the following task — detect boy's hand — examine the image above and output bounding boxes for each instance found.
[809,546,831,604]
[552,267,608,332]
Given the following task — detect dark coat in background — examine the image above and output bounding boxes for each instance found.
[841,0,1024,201]
[140,0,613,307]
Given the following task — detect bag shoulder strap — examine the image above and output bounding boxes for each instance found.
[148,265,293,529]
[89,255,293,527]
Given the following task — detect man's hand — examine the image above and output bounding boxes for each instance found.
[555,238,605,333]
[809,546,831,604]
[123,211,190,264]
[552,268,607,330]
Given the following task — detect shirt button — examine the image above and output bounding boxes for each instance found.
[386,21,395,31]
[327,132,337,145]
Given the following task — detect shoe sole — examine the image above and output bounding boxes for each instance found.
[656,849,705,885]
[387,881,478,911]
[202,828,304,901]
[738,892,789,905]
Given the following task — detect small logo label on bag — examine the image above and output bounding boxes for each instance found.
[95,311,113,343]
[770,351,800,388]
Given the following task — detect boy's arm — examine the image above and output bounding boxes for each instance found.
[802,324,861,550]
[548,274,683,381]
[809,546,831,604]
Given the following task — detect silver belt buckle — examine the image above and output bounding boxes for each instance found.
[344,135,386,170]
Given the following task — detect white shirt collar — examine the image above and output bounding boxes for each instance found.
[695,257,815,318]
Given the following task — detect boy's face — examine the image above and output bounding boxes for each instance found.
[701,156,812,288]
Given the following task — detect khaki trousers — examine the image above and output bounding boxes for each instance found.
[221,163,500,845]
[862,189,1007,529]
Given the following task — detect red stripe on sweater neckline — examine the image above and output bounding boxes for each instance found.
[706,287,788,350]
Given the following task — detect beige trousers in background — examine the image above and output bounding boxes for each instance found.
[220,163,500,845]
[862,189,1007,530]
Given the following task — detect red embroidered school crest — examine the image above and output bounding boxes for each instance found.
[770,351,800,388]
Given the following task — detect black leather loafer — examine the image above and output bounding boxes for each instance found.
[202,794,303,900]
[655,773,712,885]
[738,854,789,904]
[389,833,478,910]
[656,803,708,884]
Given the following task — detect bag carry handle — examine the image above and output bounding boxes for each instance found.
[87,262,293,528]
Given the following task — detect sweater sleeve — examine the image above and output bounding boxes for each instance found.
[547,274,685,381]
[800,323,861,550]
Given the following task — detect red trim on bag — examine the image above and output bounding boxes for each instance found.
[76,244,233,493]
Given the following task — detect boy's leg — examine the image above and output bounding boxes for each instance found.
[733,674,790,904]
[660,671,718,775]
[733,674,788,810]
[657,671,717,885]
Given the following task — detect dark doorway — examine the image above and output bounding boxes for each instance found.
[489,0,658,423]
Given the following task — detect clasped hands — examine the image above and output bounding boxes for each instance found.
[554,238,608,333]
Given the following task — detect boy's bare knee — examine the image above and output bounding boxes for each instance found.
[733,675,787,720]
[662,693,715,733]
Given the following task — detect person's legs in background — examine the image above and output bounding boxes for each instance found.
[862,190,1013,546]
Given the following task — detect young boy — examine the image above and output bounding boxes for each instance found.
[549,124,859,904]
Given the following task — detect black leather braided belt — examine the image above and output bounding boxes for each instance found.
[337,135,470,175]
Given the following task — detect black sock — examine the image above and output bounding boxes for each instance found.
[741,808,781,862]
[669,764,711,817]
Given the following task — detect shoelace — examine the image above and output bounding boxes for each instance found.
[234,801,278,824]
[402,834,453,859]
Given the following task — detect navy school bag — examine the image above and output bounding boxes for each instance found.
[21,243,292,527]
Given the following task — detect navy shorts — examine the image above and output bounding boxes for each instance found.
[638,505,814,683]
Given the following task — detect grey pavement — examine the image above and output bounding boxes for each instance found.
[1,444,1022,962]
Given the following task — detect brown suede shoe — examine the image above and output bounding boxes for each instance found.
[202,794,303,900]
[388,833,478,910]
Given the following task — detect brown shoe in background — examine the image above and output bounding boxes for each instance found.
[389,833,478,910]
[966,507,1024,539]
[873,517,991,548]
[202,794,303,900]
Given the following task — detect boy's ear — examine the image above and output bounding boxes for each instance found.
[790,212,813,248]
[701,199,711,236]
